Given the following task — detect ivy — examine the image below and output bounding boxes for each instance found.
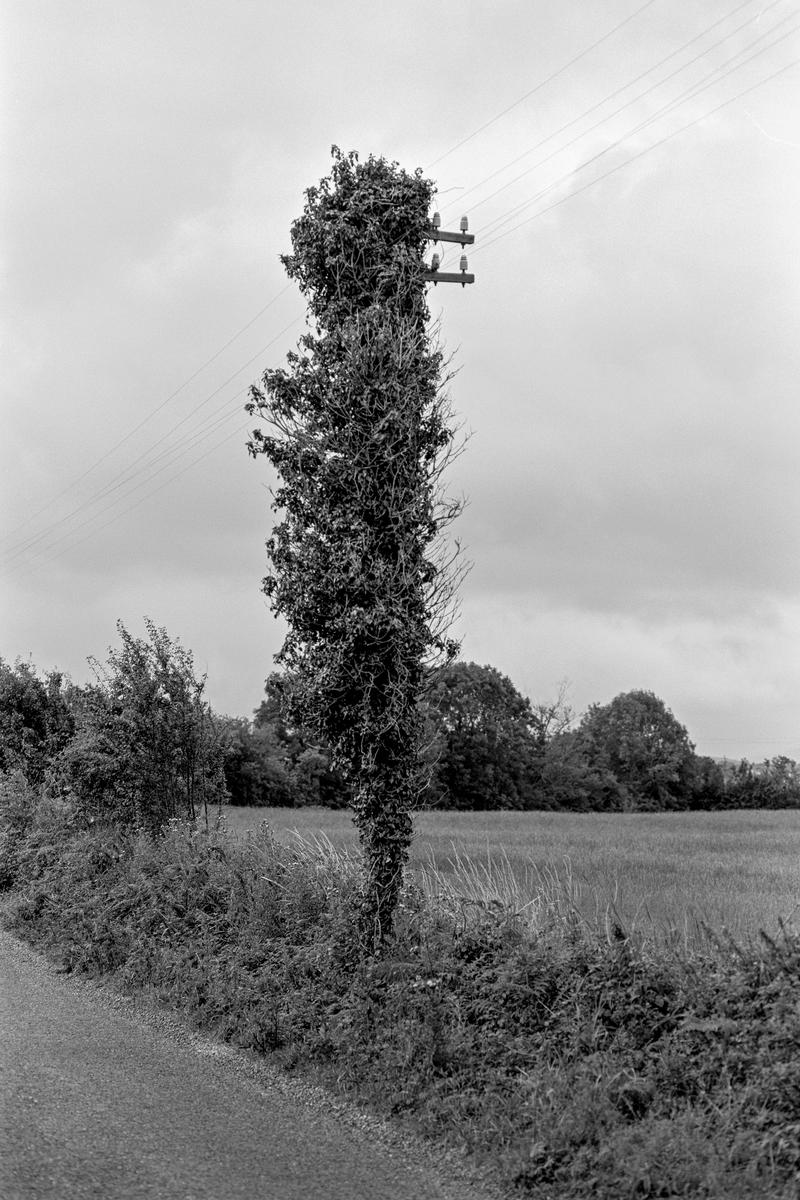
[247,148,464,946]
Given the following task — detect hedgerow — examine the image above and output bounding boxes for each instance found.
[2,796,798,1199]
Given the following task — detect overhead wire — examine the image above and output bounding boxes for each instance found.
[440,0,770,223]
[470,3,798,243]
[8,4,796,579]
[23,420,255,578]
[474,50,799,255]
[7,389,253,572]
[472,16,800,254]
[2,314,304,569]
[5,7,680,577]
[0,281,294,547]
[424,0,660,169]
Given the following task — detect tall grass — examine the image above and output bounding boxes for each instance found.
[223,806,800,944]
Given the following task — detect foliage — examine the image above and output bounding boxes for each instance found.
[0,770,39,889]
[421,661,543,809]
[576,689,697,811]
[538,729,627,811]
[217,716,298,807]
[722,757,800,810]
[246,148,463,943]
[0,658,74,786]
[690,754,727,809]
[5,810,799,1199]
[252,672,350,808]
[233,669,800,814]
[55,619,227,832]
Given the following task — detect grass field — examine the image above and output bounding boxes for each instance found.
[220,805,800,944]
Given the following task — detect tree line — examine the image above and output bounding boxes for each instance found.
[223,661,800,813]
[2,638,798,821]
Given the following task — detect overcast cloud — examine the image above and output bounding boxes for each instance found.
[2,0,799,760]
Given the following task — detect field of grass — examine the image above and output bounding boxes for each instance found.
[221,805,800,944]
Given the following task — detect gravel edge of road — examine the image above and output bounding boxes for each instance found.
[1,914,513,1200]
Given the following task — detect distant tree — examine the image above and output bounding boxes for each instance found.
[763,756,800,807]
[218,716,298,807]
[249,673,351,808]
[724,756,800,810]
[538,728,627,812]
[529,679,576,748]
[688,755,726,810]
[422,662,542,809]
[577,690,696,810]
[246,149,463,943]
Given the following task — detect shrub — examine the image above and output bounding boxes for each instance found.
[0,770,38,889]
[0,659,74,786]
[54,620,227,832]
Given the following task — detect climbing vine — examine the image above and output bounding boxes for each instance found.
[247,148,464,945]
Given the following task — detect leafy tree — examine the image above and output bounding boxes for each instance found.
[724,756,800,809]
[688,755,726,810]
[529,679,576,748]
[538,729,627,812]
[0,658,74,786]
[218,716,298,807]
[422,662,542,809]
[246,148,462,943]
[252,672,350,808]
[576,690,695,810]
[57,620,227,831]
[763,755,800,807]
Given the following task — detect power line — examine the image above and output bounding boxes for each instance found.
[7,385,256,570]
[474,5,798,245]
[0,282,294,547]
[1,314,303,567]
[12,419,254,582]
[424,0,660,170]
[8,7,797,580]
[2,7,674,573]
[6,402,248,577]
[441,0,769,224]
[474,29,800,254]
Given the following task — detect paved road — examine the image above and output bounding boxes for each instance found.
[0,929,495,1200]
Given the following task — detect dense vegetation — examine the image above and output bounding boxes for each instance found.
[0,622,226,858]
[2,650,797,818]
[223,663,800,813]
[2,799,798,1199]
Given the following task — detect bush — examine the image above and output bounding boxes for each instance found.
[0,660,74,786]
[0,770,38,889]
[54,620,227,832]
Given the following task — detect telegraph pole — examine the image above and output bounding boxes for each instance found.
[423,213,475,286]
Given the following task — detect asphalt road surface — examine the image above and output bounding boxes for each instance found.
[0,928,498,1200]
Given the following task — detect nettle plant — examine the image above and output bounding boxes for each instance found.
[247,148,464,945]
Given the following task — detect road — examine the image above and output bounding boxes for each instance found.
[0,928,496,1200]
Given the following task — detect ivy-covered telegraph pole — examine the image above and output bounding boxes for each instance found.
[247,148,467,947]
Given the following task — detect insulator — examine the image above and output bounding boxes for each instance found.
[432,211,441,229]
[460,215,469,232]
[431,252,440,271]
[460,254,469,272]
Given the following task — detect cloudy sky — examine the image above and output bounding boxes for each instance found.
[3,0,799,760]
